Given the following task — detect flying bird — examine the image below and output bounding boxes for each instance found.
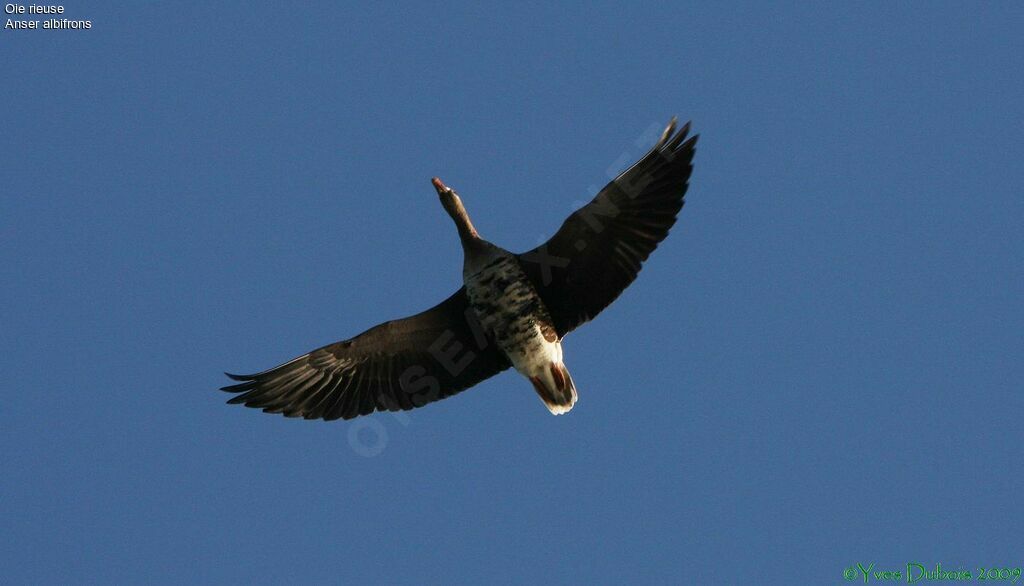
[222,118,698,420]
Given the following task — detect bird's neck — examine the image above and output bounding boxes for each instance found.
[445,194,480,245]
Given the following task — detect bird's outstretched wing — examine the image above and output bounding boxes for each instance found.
[221,288,511,420]
[518,118,698,337]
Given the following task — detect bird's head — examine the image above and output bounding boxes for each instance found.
[432,177,460,214]
[432,177,479,242]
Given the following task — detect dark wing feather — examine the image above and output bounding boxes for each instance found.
[518,118,698,337]
[221,288,510,420]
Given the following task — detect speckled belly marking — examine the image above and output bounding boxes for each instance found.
[465,254,558,373]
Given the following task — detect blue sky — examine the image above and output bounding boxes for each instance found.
[3,2,1022,584]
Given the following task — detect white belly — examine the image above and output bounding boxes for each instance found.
[503,323,562,377]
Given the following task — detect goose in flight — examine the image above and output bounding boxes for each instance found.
[221,118,698,420]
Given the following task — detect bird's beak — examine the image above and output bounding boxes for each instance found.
[432,177,450,194]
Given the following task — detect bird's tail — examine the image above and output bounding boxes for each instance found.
[529,362,578,415]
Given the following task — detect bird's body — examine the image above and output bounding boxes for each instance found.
[222,118,698,421]
[463,249,576,414]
